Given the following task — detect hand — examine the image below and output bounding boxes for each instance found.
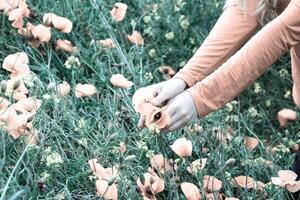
[137,78,187,129]
[163,91,197,132]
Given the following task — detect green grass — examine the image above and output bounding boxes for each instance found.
[1,0,300,199]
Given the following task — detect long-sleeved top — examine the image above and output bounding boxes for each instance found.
[174,0,300,117]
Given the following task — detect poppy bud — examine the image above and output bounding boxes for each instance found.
[124,155,136,162]
[0,81,7,93]
[13,79,21,90]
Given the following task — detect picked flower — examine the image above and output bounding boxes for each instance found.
[75,84,97,98]
[110,74,133,89]
[170,137,192,158]
[180,182,201,200]
[127,31,144,45]
[150,154,173,174]
[57,81,71,96]
[110,2,127,22]
[158,66,175,80]
[137,168,165,199]
[271,170,300,193]
[277,109,297,128]
[43,13,73,33]
[56,39,76,53]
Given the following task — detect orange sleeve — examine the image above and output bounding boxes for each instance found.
[291,44,300,106]
[174,0,259,87]
[188,1,300,117]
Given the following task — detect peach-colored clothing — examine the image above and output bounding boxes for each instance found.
[175,0,300,117]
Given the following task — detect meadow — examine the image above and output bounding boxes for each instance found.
[1,0,300,199]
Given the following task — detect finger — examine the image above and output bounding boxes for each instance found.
[169,112,183,127]
[165,103,177,117]
[138,115,146,129]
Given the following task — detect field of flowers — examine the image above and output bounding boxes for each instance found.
[1,0,300,199]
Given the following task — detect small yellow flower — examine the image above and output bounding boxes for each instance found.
[165,31,175,40]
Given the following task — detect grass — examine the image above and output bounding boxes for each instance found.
[0,0,300,199]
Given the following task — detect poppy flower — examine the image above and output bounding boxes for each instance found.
[0,0,17,11]
[97,39,115,49]
[170,137,192,158]
[180,182,201,200]
[0,97,10,111]
[31,24,52,43]
[57,81,71,96]
[187,158,207,174]
[277,109,297,128]
[244,136,259,151]
[96,180,118,200]
[75,84,97,97]
[12,97,42,114]
[132,87,171,130]
[8,0,30,28]
[56,39,76,53]
[158,66,175,80]
[110,3,127,22]
[2,52,30,78]
[137,168,165,199]
[43,13,73,33]
[110,74,133,89]
[3,78,28,100]
[206,193,223,200]
[231,176,257,189]
[6,112,33,139]
[271,170,300,193]
[150,154,172,174]
[203,175,223,192]
[88,159,118,180]
[127,31,144,45]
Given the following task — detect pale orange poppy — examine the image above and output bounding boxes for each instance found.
[43,13,73,33]
[2,52,30,78]
[110,3,127,22]
[244,136,259,151]
[110,74,133,89]
[56,39,76,53]
[170,137,192,158]
[75,84,97,97]
[96,180,118,200]
[127,31,144,45]
[8,0,30,28]
[203,175,223,192]
[158,66,176,80]
[271,170,300,193]
[180,182,201,200]
[137,168,165,199]
[150,154,173,174]
[97,39,115,49]
[57,81,71,96]
[277,109,297,128]
[231,176,257,189]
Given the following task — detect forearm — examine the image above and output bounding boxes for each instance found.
[291,44,300,106]
[188,1,300,117]
[174,0,259,87]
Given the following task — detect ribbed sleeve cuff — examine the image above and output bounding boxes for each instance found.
[186,86,209,118]
[174,72,195,88]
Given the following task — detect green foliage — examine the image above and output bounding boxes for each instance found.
[0,0,299,199]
